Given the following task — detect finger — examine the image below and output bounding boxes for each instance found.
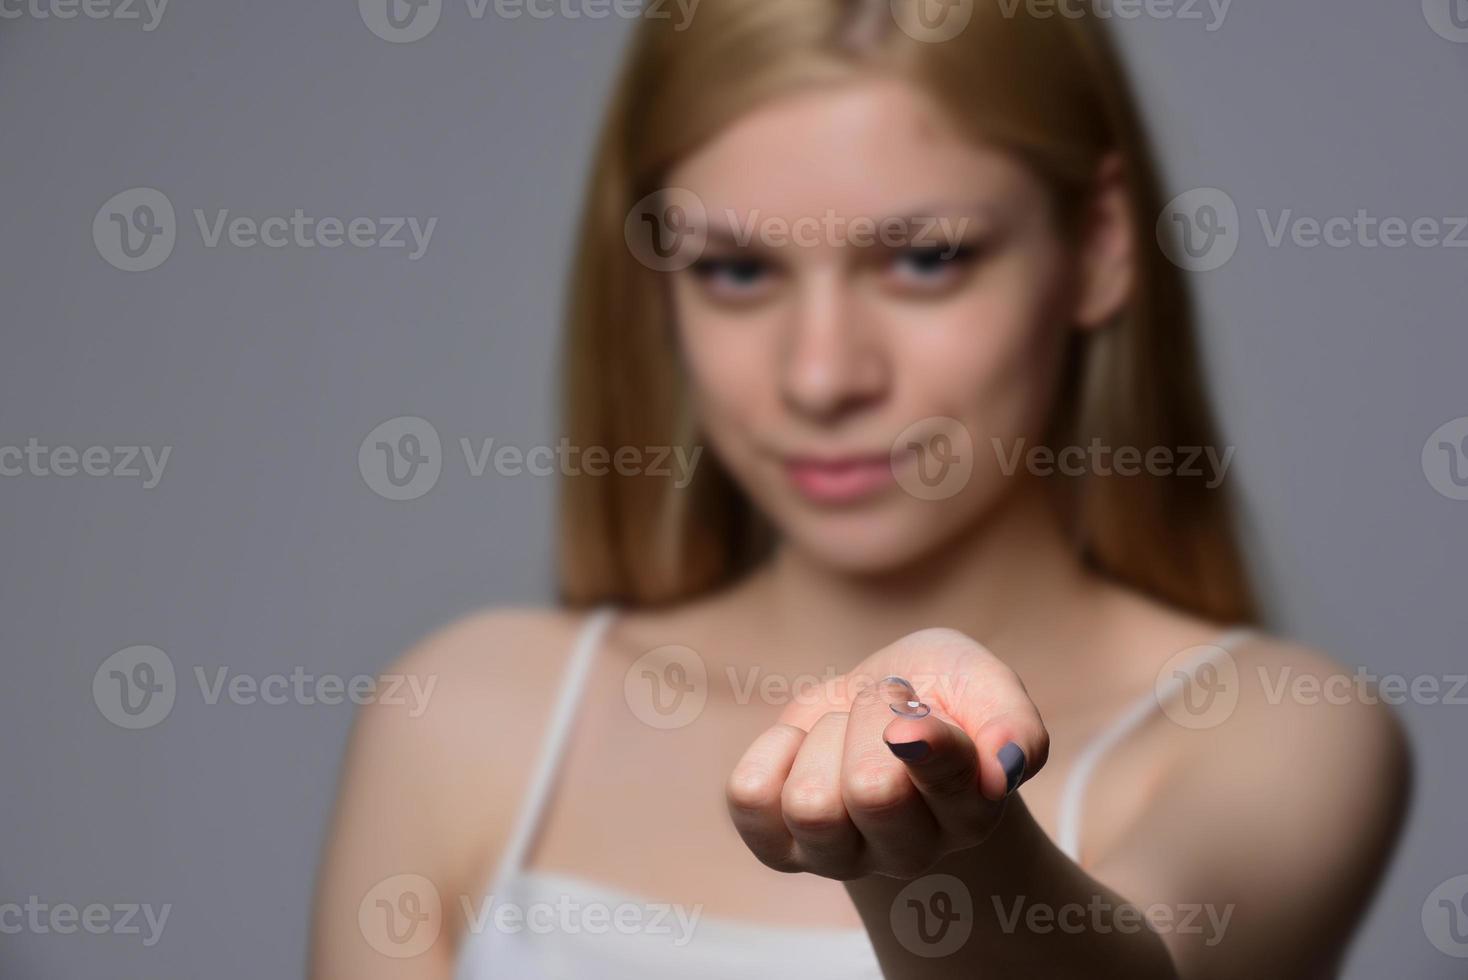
[839,680,941,876]
[949,663,1050,803]
[878,630,1051,802]
[776,674,851,733]
[783,711,863,876]
[971,711,1046,801]
[726,722,805,873]
[880,702,995,844]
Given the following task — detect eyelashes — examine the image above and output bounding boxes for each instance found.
[891,243,977,274]
[690,255,770,288]
[685,241,987,307]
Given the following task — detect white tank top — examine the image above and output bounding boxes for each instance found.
[455,609,1255,979]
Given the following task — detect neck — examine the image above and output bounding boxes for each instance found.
[748,488,1099,670]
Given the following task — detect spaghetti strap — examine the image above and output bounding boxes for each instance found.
[1054,627,1257,865]
[487,606,618,892]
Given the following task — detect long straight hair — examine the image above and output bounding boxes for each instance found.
[556,0,1257,623]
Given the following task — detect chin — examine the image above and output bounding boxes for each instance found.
[770,497,974,577]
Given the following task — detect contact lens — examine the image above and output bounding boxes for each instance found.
[879,675,932,718]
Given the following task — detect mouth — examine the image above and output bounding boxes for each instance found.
[783,451,904,505]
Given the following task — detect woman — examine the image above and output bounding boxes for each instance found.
[311,1,1409,976]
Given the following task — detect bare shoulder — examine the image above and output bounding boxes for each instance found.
[351,606,598,825]
[1140,631,1412,907]
[1088,603,1413,973]
[1111,590,1416,808]
[387,605,589,706]
[314,606,598,951]
[1215,634,1413,802]
[1101,587,1411,785]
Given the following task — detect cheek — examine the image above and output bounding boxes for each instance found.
[671,280,783,453]
[888,251,1070,446]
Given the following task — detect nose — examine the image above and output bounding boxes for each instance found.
[778,270,890,421]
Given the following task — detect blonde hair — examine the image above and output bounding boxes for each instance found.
[556,0,1257,623]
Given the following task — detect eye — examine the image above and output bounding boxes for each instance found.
[689,255,777,303]
[885,244,977,290]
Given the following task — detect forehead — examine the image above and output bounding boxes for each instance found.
[666,76,1035,222]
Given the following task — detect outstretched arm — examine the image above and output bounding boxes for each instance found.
[727,629,1410,978]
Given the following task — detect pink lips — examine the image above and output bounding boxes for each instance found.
[784,453,898,505]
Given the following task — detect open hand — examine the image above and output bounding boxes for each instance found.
[726,628,1050,880]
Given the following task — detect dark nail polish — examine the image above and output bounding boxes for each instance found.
[999,741,1026,795]
[886,739,930,762]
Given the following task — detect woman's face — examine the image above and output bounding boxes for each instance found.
[667,76,1108,574]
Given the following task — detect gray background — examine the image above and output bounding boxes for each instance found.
[1,1,1465,976]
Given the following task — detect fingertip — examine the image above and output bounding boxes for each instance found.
[999,741,1027,796]
[885,738,931,763]
[881,712,944,751]
[975,739,1029,802]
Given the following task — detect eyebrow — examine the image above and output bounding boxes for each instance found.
[695,202,1002,252]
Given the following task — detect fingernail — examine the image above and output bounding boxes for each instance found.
[999,741,1026,796]
[886,739,930,763]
